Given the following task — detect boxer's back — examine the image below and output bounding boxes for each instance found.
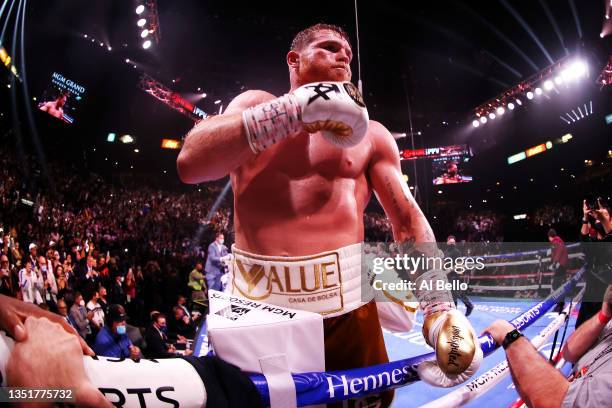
[231,125,375,256]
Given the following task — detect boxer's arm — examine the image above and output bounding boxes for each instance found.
[177,90,276,183]
[367,121,436,246]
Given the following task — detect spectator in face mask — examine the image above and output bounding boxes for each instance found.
[69,292,92,340]
[204,232,228,292]
[109,273,125,305]
[86,291,105,333]
[145,312,191,358]
[93,304,140,360]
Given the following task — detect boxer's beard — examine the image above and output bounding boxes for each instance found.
[299,60,351,83]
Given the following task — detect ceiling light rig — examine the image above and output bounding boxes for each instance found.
[471,55,590,128]
[559,100,593,124]
[134,1,161,49]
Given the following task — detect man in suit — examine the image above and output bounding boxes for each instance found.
[69,292,92,341]
[204,232,228,292]
[56,298,78,332]
[144,312,193,359]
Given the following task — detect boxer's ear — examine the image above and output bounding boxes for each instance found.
[287,50,300,70]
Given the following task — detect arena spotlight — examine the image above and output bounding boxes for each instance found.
[527,91,534,100]
[543,80,554,90]
[480,116,487,124]
[570,61,587,77]
[137,18,147,27]
[495,107,504,115]
[515,98,522,106]
[554,76,563,85]
[142,40,152,49]
[201,92,207,98]
[535,87,543,96]
[562,61,587,80]
[488,112,496,120]
[472,120,480,128]
[508,102,515,110]
[214,100,222,104]
[135,5,145,14]
[141,29,149,38]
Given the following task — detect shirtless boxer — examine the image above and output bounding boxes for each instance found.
[177,23,481,406]
[39,93,68,121]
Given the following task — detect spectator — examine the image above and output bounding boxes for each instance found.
[0,254,13,296]
[27,243,37,266]
[204,232,228,292]
[55,264,74,303]
[86,291,105,332]
[19,260,43,304]
[92,304,141,361]
[144,312,186,358]
[188,262,206,304]
[124,268,136,303]
[176,295,191,322]
[97,286,109,315]
[169,305,196,339]
[38,255,58,308]
[69,292,92,341]
[109,273,125,305]
[56,298,79,333]
[78,256,99,302]
[548,228,569,313]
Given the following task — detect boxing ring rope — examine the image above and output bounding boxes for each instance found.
[479,243,581,260]
[419,290,583,408]
[248,265,586,406]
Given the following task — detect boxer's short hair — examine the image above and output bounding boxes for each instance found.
[290,23,351,51]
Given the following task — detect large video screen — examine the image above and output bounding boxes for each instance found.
[37,72,86,124]
[432,155,473,185]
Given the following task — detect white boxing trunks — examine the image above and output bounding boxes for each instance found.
[228,243,372,318]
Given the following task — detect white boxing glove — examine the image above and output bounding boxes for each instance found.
[418,309,483,387]
[242,81,368,153]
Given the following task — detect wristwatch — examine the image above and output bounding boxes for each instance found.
[502,328,523,349]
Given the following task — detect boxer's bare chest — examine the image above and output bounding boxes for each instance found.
[233,131,372,201]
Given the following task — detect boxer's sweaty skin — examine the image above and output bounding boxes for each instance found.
[177,29,436,257]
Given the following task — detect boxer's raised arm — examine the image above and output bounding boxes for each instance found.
[177,90,276,183]
[367,121,436,245]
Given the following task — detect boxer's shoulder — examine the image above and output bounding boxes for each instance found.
[224,90,277,114]
[367,120,392,138]
[366,120,400,159]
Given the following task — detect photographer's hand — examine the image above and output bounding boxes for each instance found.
[7,317,110,408]
[0,294,94,355]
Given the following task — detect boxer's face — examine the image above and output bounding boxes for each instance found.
[289,30,352,85]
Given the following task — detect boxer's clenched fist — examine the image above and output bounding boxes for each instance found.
[418,309,483,387]
[294,82,368,147]
[242,81,368,153]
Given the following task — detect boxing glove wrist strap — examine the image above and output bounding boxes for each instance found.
[414,269,454,317]
[242,94,303,154]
